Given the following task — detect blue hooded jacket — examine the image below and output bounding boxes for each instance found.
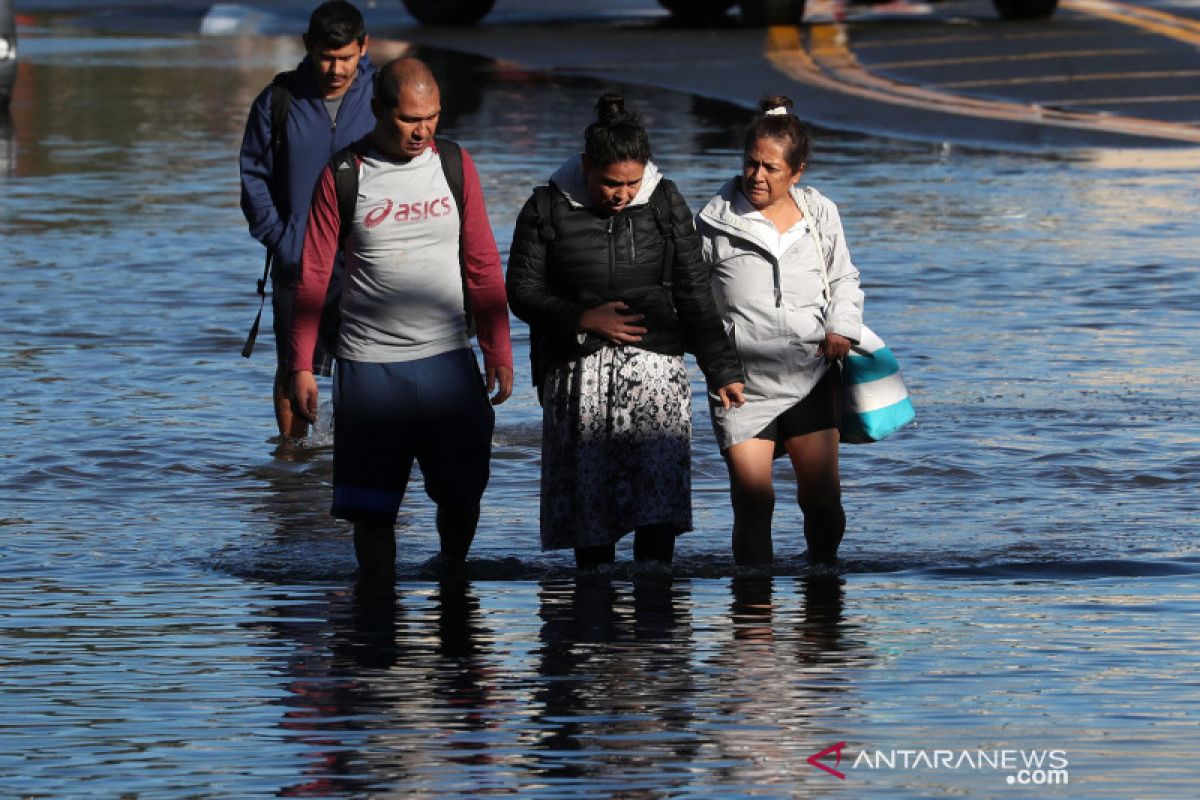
[239,53,376,286]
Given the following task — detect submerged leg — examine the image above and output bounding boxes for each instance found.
[574,543,616,569]
[783,428,844,565]
[800,501,845,565]
[633,523,679,565]
[724,438,778,566]
[436,502,480,567]
[354,517,397,591]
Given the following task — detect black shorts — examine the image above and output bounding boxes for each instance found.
[752,365,842,455]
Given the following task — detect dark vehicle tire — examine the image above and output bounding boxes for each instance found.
[993,0,1058,20]
[658,0,737,24]
[402,0,496,26]
[739,0,808,26]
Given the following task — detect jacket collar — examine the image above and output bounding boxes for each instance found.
[698,177,812,252]
[548,154,663,210]
[292,52,375,99]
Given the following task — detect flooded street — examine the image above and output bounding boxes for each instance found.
[1,24,1199,798]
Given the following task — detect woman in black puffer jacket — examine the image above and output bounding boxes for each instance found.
[506,93,745,569]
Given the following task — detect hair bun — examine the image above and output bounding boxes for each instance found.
[758,95,795,115]
[596,93,630,126]
[744,95,810,173]
[584,93,651,168]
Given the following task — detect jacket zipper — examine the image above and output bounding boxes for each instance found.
[329,92,339,153]
[628,217,636,265]
[773,255,783,308]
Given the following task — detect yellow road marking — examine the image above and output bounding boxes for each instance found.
[1060,0,1200,47]
[869,48,1150,70]
[850,30,1096,49]
[763,2,1200,146]
[1042,94,1200,106]
[943,70,1200,89]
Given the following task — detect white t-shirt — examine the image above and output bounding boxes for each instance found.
[338,148,469,363]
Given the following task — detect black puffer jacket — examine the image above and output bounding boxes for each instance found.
[506,174,743,392]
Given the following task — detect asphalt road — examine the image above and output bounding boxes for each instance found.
[390,0,1200,148]
[14,0,1200,148]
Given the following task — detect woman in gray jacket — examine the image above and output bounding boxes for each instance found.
[696,96,864,567]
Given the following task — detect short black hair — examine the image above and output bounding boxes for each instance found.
[584,93,652,168]
[305,1,366,49]
[373,58,438,110]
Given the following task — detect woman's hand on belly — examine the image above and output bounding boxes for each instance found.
[579,301,647,345]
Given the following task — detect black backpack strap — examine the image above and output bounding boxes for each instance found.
[268,71,293,161]
[648,183,676,292]
[329,147,360,244]
[531,185,558,243]
[433,137,474,336]
[526,185,560,400]
[241,247,272,358]
[243,72,294,358]
[435,137,465,217]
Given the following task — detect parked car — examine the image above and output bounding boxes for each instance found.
[1,0,15,108]
[400,0,1058,26]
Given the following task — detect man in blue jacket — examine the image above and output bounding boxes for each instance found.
[239,1,375,439]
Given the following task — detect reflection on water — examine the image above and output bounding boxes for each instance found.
[248,576,876,797]
[3,568,1198,796]
[271,580,507,796]
[531,578,699,791]
[0,111,12,175]
[1,26,1198,799]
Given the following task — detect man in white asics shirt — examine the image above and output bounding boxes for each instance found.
[291,58,513,591]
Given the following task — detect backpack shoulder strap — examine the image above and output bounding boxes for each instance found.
[243,71,296,359]
[648,182,674,237]
[268,71,294,159]
[526,185,559,399]
[531,185,558,242]
[648,183,675,289]
[434,137,465,219]
[328,147,360,244]
[433,137,474,335]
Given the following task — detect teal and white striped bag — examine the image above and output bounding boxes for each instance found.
[839,325,915,444]
[798,190,915,444]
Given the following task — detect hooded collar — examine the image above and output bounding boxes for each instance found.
[548,154,662,210]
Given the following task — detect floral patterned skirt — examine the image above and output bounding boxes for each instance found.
[540,346,693,551]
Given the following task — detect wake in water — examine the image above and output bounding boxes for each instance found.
[209,537,1200,585]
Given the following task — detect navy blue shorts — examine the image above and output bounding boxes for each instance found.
[331,348,495,523]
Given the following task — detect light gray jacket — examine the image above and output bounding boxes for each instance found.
[696,180,864,449]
